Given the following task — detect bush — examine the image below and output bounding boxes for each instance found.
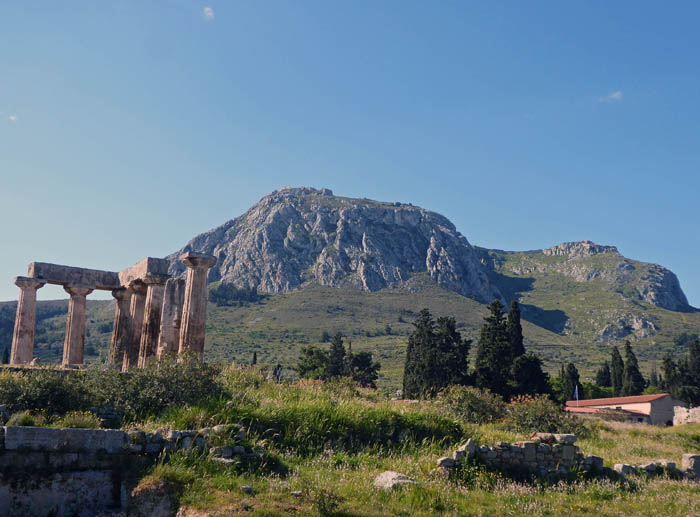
[438,385,506,424]
[56,410,102,429]
[505,395,594,438]
[0,369,88,414]
[7,410,47,427]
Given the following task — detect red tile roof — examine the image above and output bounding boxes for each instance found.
[565,393,669,407]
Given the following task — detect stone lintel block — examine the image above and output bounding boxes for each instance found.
[118,257,170,287]
[3,426,126,453]
[28,262,120,291]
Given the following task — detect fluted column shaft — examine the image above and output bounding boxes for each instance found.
[109,288,132,368]
[62,285,93,366]
[10,277,45,365]
[122,280,147,371]
[178,253,216,359]
[137,276,167,368]
[157,278,185,359]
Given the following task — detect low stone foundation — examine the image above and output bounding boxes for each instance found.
[0,424,248,517]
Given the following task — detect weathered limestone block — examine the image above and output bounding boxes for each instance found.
[10,277,45,365]
[157,278,185,359]
[561,445,576,461]
[682,454,700,477]
[178,252,216,358]
[373,471,417,489]
[3,426,126,453]
[137,276,168,368]
[62,285,94,366]
[109,287,131,367]
[614,463,636,475]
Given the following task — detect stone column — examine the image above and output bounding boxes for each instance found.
[157,278,185,359]
[9,277,45,365]
[62,285,93,366]
[178,252,216,359]
[137,275,168,368]
[122,280,147,371]
[108,287,132,368]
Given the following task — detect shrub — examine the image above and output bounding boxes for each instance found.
[56,410,102,429]
[7,410,47,427]
[0,369,88,414]
[438,385,506,424]
[505,394,594,438]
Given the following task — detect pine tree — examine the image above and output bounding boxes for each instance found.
[1,345,8,365]
[595,361,612,387]
[346,351,381,388]
[326,332,347,378]
[506,301,525,362]
[610,346,625,396]
[295,346,329,379]
[622,341,645,396]
[252,351,257,365]
[562,362,580,402]
[474,301,511,397]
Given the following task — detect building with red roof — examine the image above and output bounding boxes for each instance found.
[565,393,688,426]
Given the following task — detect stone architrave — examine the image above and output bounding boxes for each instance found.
[62,285,94,366]
[122,280,147,371]
[137,275,168,368]
[178,253,216,359]
[157,278,185,359]
[10,277,45,365]
[108,287,132,368]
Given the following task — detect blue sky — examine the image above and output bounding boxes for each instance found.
[0,1,698,306]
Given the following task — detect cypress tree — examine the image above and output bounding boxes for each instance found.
[506,301,525,362]
[595,361,612,387]
[649,362,659,387]
[1,345,8,365]
[622,341,645,396]
[403,309,434,398]
[434,316,471,389]
[510,353,550,396]
[610,346,625,396]
[252,351,257,365]
[562,362,580,402]
[326,332,347,378]
[474,301,510,397]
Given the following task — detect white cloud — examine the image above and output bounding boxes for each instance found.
[203,7,214,20]
[8,115,17,122]
[599,90,623,103]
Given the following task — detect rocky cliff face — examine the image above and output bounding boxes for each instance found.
[168,187,503,304]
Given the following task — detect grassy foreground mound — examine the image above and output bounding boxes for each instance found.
[1,363,699,515]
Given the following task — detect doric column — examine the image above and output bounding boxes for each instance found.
[178,252,216,359]
[108,287,132,368]
[157,278,185,359]
[122,280,147,371]
[137,275,168,368]
[10,277,45,365]
[62,285,93,366]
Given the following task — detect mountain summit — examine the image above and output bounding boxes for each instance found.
[168,187,503,304]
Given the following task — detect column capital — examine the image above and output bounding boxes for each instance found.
[14,276,46,290]
[111,287,130,301]
[63,285,93,297]
[127,279,148,295]
[180,252,216,269]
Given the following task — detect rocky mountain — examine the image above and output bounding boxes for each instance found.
[168,187,503,304]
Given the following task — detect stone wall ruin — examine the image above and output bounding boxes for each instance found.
[8,252,216,370]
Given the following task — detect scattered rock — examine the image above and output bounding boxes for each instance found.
[210,446,233,459]
[436,457,456,469]
[682,454,700,478]
[129,479,175,517]
[241,485,253,494]
[614,463,636,476]
[373,471,418,490]
[291,491,303,497]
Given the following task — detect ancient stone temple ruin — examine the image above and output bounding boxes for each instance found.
[8,252,216,369]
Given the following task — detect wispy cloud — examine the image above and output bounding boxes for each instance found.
[598,90,623,103]
[8,115,17,122]
[203,7,214,20]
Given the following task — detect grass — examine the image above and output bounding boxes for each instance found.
[131,368,700,516]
